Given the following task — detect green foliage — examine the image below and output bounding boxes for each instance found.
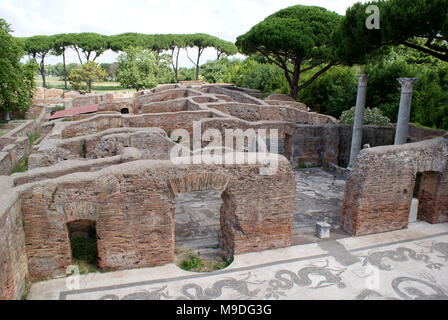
[71,33,108,62]
[335,0,448,64]
[0,19,37,118]
[236,5,343,98]
[27,131,41,145]
[68,61,108,93]
[10,157,28,175]
[364,57,448,129]
[180,255,204,271]
[339,107,391,126]
[298,66,359,117]
[232,59,289,94]
[50,105,65,115]
[215,259,233,270]
[116,47,171,91]
[70,237,98,265]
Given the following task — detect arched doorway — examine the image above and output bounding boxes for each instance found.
[414,171,445,223]
[169,173,234,273]
[66,220,99,273]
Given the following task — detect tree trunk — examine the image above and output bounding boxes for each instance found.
[290,84,299,100]
[5,111,11,122]
[40,56,47,88]
[63,50,68,90]
[288,60,302,100]
[195,47,203,81]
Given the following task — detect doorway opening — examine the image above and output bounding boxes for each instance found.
[414,171,442,223]
[67,220,100,274]
[174,191,233,273]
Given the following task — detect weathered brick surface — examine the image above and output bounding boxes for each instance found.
[0,199,28,300]
[29,128,175,168]
[4,158,295,281]
[341,137,448,236]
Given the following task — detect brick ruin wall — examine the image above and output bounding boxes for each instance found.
[28,128,176,169]
[0,157,295,298]
[2,83,446,300]
[341,136,448,236]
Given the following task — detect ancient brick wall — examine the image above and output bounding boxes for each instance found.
[29,128,175,169]
[0,198,28,300]
[59,111,215,139]
[8,158,295,281]
[341,137,448,236]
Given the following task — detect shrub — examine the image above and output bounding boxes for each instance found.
[180,255,204,271]
[10,157,28,175]
[70,237,98,264]
[339,107,391,126]
[298,66,358,118]
[50,105,65,115]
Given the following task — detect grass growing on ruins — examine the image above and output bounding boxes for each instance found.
[180,254,204,271]
[10,157,28,174]
[177,250,233,273]
[27,131,41,146]
[36,76,129,93]
[20,278,31,300]
[71,237,98,265]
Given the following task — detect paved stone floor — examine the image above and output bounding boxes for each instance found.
[28,222,448,300]
[292,168,347,244]
[175,191,222,254]
[173,168,348,250]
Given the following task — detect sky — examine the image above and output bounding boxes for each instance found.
[1,0,367,67]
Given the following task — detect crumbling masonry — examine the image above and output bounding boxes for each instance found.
[0,83,446,300]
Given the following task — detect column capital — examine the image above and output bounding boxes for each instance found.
[398,78,418,93]
[358,74,369,86]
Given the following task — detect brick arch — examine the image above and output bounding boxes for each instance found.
[168,172,234,259]
[168,172,230,196]
[63,201,99,224]
[341,138,448,236]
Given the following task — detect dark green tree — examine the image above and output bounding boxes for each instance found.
[51,34,74,89]
[71,33,109,64]
[236,5,343,99]
[214,39,238,61]
[23,35,54,88]
[335,0,448,64]
[185,34,217,80]
[0,20,36,120]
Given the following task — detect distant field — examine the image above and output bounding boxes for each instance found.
[35,76,131,93]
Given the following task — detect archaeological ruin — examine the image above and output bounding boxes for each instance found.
[0,81,447,300]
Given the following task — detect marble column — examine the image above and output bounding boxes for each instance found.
[395,78,418,145]
[349,74,369,168]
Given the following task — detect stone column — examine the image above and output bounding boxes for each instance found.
[394,78,418,145]
[348,74,369,168]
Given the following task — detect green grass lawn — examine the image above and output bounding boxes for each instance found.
[410,122,447,132]
[36,76,131,93]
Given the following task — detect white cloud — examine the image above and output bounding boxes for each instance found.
[1,0,365,67]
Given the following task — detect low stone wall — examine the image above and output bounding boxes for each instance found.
[0,108,47,175]
[0,196,28,300]
[29,128,175,169]
[133,89,202,110]
[56,111,218,139]
[71,94,113,109]
[407,124,446,142]
[341,136,448,236]
[0,155,295,290]
[200,86,264,105]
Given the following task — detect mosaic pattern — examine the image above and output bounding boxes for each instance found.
[59,234,448,300]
